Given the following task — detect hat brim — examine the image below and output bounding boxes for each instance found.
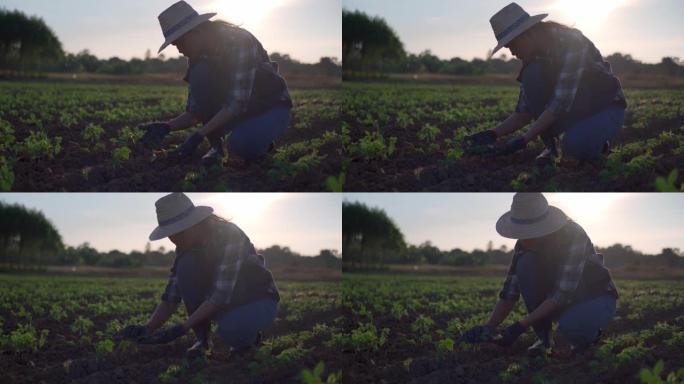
[490,13,547,58]
[158,12,217,54]
[149,206,214,240]
[495,205,568,240]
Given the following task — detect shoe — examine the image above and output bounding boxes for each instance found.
[185,338,211,359]
[535,138,560,168]
[202,135,225,167]
[602,141,611,155]
[201,147,225,167]
[527,337,550,357]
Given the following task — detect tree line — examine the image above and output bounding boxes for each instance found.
[343,200,684,270]
[0,201,341,271]
[0,8,341,77]
[342,9,684,77]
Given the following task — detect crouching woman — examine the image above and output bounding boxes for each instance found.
[121,193,280,357]
[461,193,618,356]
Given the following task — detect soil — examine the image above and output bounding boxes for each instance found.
[10,112,340,192]
[2,302,342,384]
[346,113,684,192]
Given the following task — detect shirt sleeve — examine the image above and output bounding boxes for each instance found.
[549,226,591,305]
[208,224,251,307]
[498,250,521,302]
[222,32,259,118]
[546,33,590,115]
[161,256,182,304]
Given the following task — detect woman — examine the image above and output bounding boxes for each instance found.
[139,1,293,166]
[466,3,626,166]
[461,193,618,356]
[121,193,280,357]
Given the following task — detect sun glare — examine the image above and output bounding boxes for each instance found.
[205,0,290,30]
[201,193,288,227]
[550,0,629,34]
[546,193,626,225]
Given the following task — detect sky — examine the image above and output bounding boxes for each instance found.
[0,0,341,63]
[344,193,684,255]
[0,193,342,256]
[342,0,684,63]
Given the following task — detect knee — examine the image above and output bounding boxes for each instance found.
[227,132,262,161]
[557,318,594,347]
[561,133,595,160]
[218,325,256,349]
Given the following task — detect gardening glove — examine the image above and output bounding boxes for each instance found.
[120,324,150,340]
[168,132,204,160]
[139,122,171,149]
[460,325,495,344]
[139,324,186,345]
[497,136,527,156]
[496,321,526,347]
[466,130,497,147]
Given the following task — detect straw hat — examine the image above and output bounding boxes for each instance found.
[489,2,547,56]
[149,193,214,241]
[496,193,568,240]
[157,1,216,54]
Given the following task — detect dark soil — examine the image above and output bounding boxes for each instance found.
[11,113,340,192]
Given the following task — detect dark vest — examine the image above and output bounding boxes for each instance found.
[518,30,625,129]
[517,222,618,307]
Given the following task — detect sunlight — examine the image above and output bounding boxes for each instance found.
[204,0,290,30]
[550,0,630,34]
[201,193,288,227]
[546,193,627,225]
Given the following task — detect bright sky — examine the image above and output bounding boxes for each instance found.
[344,193,684,255]
[0,193,342,256]
[0,0,341,63]
[342,0,684,63]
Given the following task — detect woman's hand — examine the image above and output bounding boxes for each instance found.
[169,132,205,160]
[460,325,495,344]
[496,321,527,347]
[119,324,150,340]
[139,122,171,149]
[139,323,186,345]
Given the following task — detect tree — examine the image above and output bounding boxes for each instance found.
[342,9,406,72]
[342,201,405,269]
[0,201,63,269]
[0,8,64,70]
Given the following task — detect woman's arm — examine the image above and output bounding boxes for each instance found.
[167,111,201,132]
[198,108,237,137]
[182,300,219,332]
[519,298,559,328]
[522,109,557,143]
[485,298,517,328]
[145,301,179,331]
[493,112,533,138]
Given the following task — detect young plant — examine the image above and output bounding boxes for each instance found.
[111,146,131,168]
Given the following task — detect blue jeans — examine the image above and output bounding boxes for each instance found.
[187,60,291,161]
[520,61,625,161]
[175,252,278,349]
[516,251,617,348]
[224,106,291,161]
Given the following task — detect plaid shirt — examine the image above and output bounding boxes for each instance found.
[515,26,625,116]
[186,25,290,121]
[161,219,278,308]
[499,220,617,306]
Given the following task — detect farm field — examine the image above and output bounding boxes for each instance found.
[0,81,341,192]
[0,274,342,384]
[342,83,684,191]
[342,274,684,384]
